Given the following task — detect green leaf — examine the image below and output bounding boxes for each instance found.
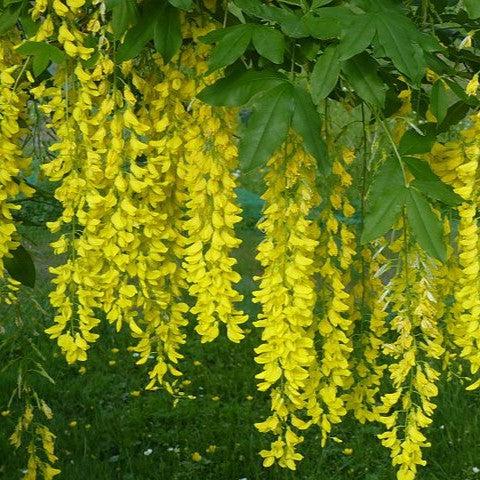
[337,14,376,60]
[16,41,65,63]
[464,0,480,19]
[19,15,38,37]
[239,82,294,172]
[4,244,36,288]
[361,157,407,244]
[32,54,49,76]
[426,53,454,78]
[16,41,66,76]
[197,69,286,106]
[302,13,342,39]
[105,0,122,8]
[228,2,246,23]
[0,1,24,35]
[406,188,446,261]
[116,2,157,62]
[292,85,329,174]
[402,156,462,206]
[412,179,462,207]
[398,126,436,155]
[430,79,451,124]
[374,1,439,52]
[207,24,253,72]
[201,27,229,44]
[311,45,341,103]
[437,101,471,133]
[311,0,334,9]
[445,79,479,107]
[305,6,353,26]
[268,11,309,38]
[234,0,308,38]
[342,53,386,108]
[234,0,269,17]
[168,0,193,10]
[111,0,138,40]
[299,39,321,62]
[252,25,285,64]
[374,14,426,83]
[153,4,181,62]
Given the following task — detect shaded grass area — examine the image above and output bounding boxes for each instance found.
[1,223,480,480]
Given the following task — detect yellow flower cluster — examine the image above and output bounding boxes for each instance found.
[122,58,194,393]
[119,27,244,391]
[10,400,60,480]
[25,0,112,363]
[2,276,21,305]
[428,114,480,384]
[173,25,247,345]
[374,227,444,480]
[181,105,247,344]
[0,35,34,292]
[31,10,244,395]
[302,147,356,447]
[346,246,388,423]
[253,135,320,469]
[34,5,170,367]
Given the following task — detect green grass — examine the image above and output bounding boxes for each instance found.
[1,224,480,480]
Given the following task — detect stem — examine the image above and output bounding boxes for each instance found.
[222,1,228,28]
[290,45,296,81]
[360,104,369,315]
[421,0,428,26]
[324,100,331,148]
[377,115,409,185]
[360,104,369,228]
[403,209,410,287]
[63,60,78,337]
[12,58,30,93]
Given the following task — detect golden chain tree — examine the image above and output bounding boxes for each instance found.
[1,1,480,479]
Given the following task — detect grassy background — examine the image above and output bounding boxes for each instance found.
[1,200,480,480]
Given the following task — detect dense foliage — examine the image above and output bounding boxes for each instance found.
[1,0,480,479]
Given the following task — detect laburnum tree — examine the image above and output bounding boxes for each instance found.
[1,0,480,479]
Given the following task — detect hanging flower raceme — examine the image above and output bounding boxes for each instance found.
[176,28,247,345]
[119,59,192,393]
[181,103,247,344]
[346,244,388,423]
[10,399,61,480]
[428,114,480,385]
[124,24,247,391]
[37,11,245,397]
[41,71,103,362]
[303,147,355,447]
[35,1,181,370]
[374,226,444,480]
[39,4,114,363]
[0,34,34,293]
[253,134,320,470]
